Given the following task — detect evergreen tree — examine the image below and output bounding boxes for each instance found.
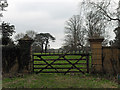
[1,22,15,45]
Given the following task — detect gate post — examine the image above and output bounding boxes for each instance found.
[89,35,104,73]
[18,34,34,73]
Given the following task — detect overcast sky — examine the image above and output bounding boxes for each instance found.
[2,0,118,48]
[2,0,82,49]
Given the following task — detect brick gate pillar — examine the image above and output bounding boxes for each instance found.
[89,35,104,73]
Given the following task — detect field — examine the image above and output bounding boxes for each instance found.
[2,73,118,88]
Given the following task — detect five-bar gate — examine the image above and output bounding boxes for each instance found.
[33,52,89,74]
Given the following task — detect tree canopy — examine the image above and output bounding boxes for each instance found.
[34,33,55,52]
[64,15,86,51]
[1,22,15,45]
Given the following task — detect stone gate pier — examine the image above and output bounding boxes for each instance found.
[89,35,104,73]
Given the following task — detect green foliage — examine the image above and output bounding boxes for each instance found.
[2,45,19,73]
[17,46,31,72]
[118,84,120,88]
[112,27,120,48]
[1,22,15,45]
[34,33,55,53]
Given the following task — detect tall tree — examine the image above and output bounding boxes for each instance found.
[64,15,86,51]
[1,22,15,45]
[85,11,106,37]
[35,33,55,53]
[34,33,45,52]
[91,0,120,22]
[0,0,9,45]
[26,30,37,39]
[83,0,120,47]
[112,0,120,47]
[79,0,112,46]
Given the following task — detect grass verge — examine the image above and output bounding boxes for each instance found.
[2,73,118,88]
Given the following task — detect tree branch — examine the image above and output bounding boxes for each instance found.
[96,3,120,22]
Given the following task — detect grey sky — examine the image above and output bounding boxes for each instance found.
[2,0,81,49]
[2,0,118,48]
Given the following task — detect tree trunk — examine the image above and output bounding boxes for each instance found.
[45,39,48,53]
[41,43,44,53]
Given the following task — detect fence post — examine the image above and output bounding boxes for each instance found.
[118,49,120,85]
[89,35,104,73]
[86,54,89,73]
[32,54,34,73]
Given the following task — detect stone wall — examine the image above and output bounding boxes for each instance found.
[102,46,120,74]
[89,36,120,74]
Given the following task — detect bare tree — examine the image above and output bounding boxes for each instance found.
[14,30,37,41]
[88,0,120,47]
[64,15,86,50]
[80,0,112,46]
[14,33,25,41]
[26,30,37,39]
[91,0,120,23]
[86,11,106,37]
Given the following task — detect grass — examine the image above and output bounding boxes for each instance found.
[2,73,118,88]
[0,80,2,90]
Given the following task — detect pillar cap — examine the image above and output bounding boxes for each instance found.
[18,34,34,41]
[88,34,104,42]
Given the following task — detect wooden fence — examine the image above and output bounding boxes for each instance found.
[33,52,90,74]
